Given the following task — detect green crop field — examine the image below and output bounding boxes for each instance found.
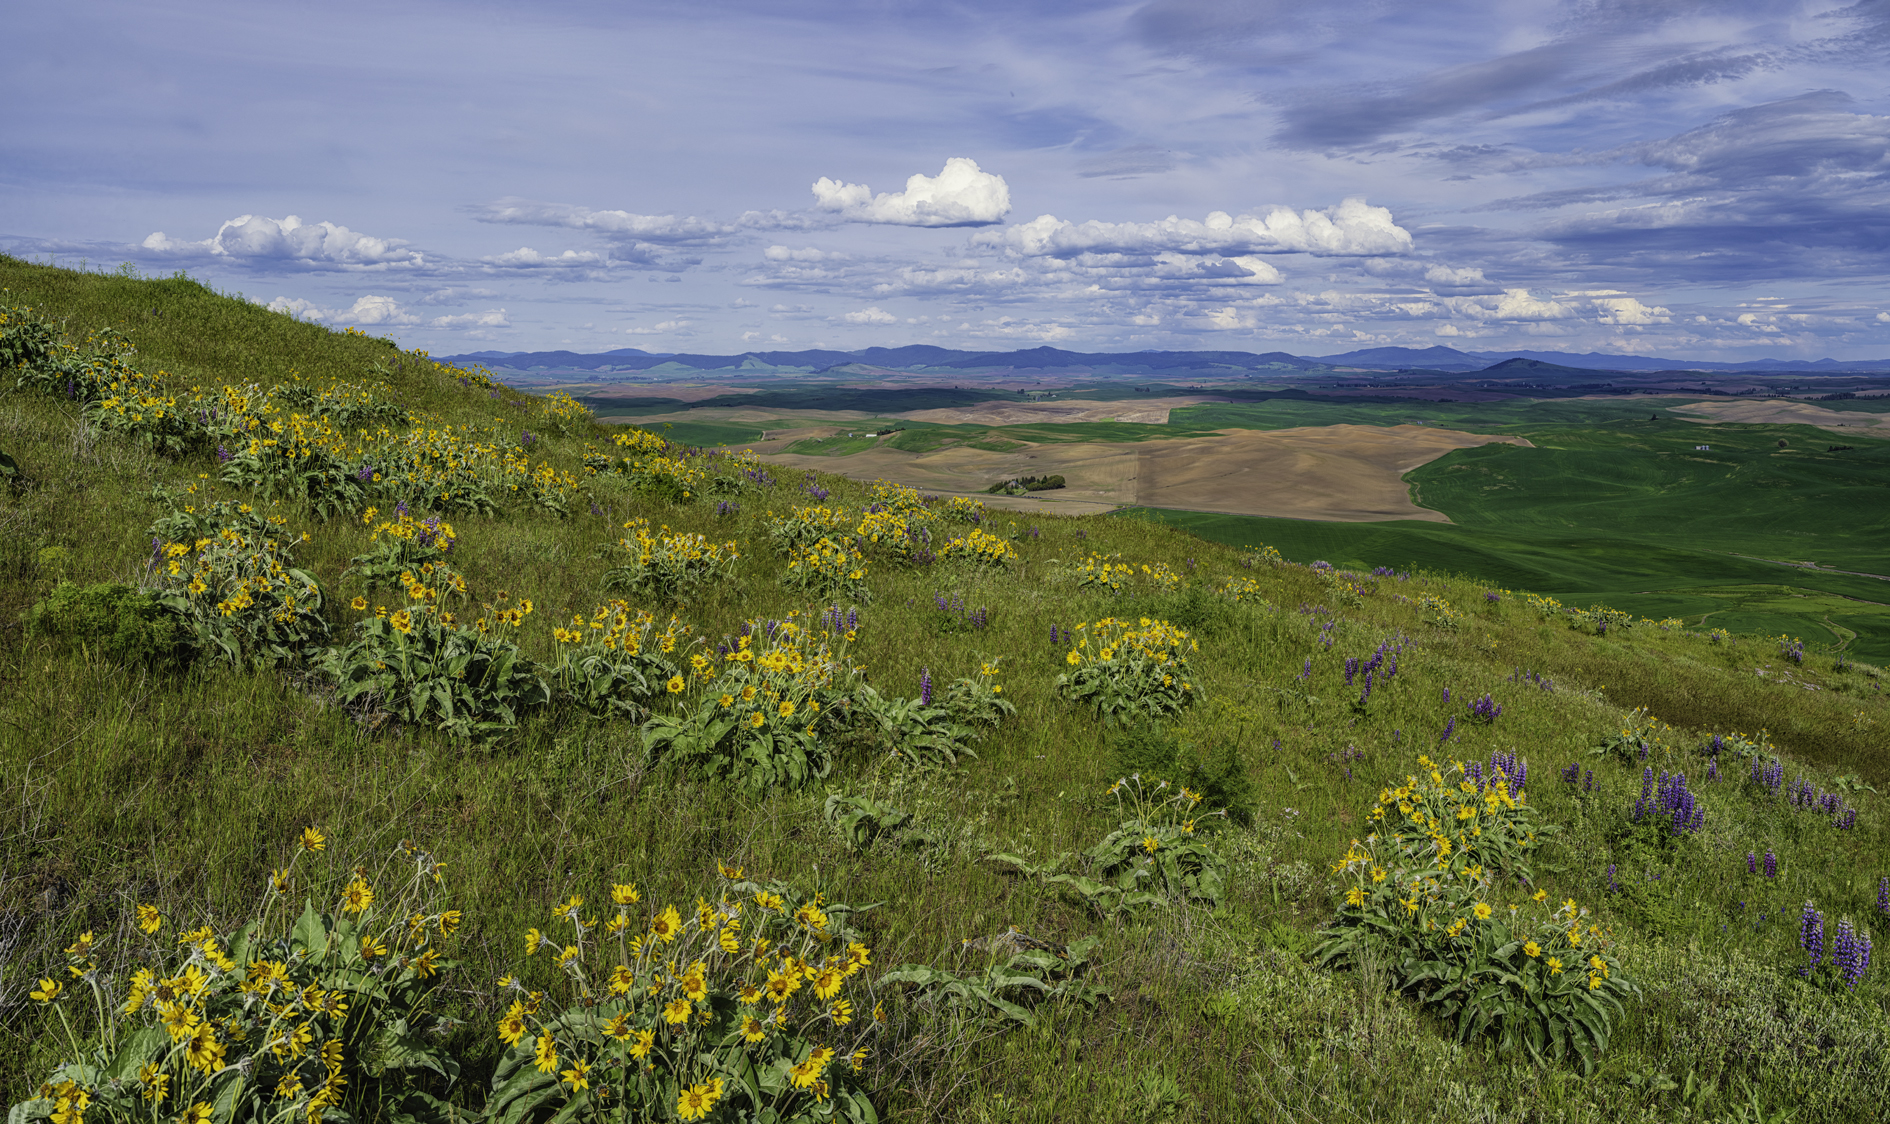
[3,257,1889,1124]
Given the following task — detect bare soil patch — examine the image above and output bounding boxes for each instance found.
[733,423,1528,522]
[1668,399,1890,433]
[1135,424,1532,522]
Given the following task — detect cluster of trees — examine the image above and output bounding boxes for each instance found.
[986,474,1066,495]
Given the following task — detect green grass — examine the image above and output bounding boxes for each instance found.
[783,433,884,457]
[4,256,1890,1123]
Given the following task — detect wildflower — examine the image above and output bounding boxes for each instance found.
[1142,835,1160,854]
[1546,956,1563,974]
[663,998,692,1024]
[830,997,854,1024]
[179,1104,212,1124]
[1472,902,1493,921]
[182,1023,226,1073]
[29,978,61,1003]
[350,596,368,610]
[497,1001,528,1045]
[534,1032,559,1074]
[779,699,797,718]
[439,910,462,936]
[360,934,388,960]
[677,1078,724,1121]
[650,904,683,942]
[1345,887,1366,907]
[299,826,327,852]
[137,1063,169,1104]
[611,883,640,906]
[341,877,374,914]
[1523,941,1541,958]
[560,1058,592,1093]
[525,927,546,955]
[269,868,291,893]
[666,675,686,694]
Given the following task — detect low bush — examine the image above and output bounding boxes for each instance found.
[24,581,192,667]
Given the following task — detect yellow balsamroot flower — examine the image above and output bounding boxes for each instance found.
[179,1103,212,1124]
[663,998,693,1025]
[560,1058,591,1093]
[497,1001,528,1045]
[681,966,709,1002]
[439,910,462,936]
[830,997,854,1024]
[183,1024,226,1073]
[136,903,163,934]
[360,934,388,960]
[629,1028,657,1059]
[667,675,686,694]
[138,1062,169,1104]
[719,693,735,707]
[1472,901,1492,921]
[350,596,368,611]
[650,904,683,942]
[601,1012,634,1041]
[609,964,636,994]
[612,882,640,906]
[677,1077,724,1121]
[299,826,327,852]
[750,712,766,729]
[524,927,545,955]
[741,1014,767,1042]
[30,977,61,1003]
[1524,940,1542,958]
[390,609,414,634]
[533,1031,558,1074]
[811,966,844,1000]
[341,877,374,914]
[738,981,764,1005]
[1345,887,1366,907]
[778,699,796,718]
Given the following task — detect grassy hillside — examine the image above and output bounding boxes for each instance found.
[2,256,1888,1124]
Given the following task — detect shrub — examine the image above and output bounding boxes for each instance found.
[937,528,1016,568]
[150,503,331,667]
[25,581,192,667]
[490,864,879,1124]
[781,537,871,603]
[11,832,461,1124]
[642,614,867,792]
[1074,552,1132,593]
[324,595,549,740]
[1316,754,1628,1072]
[1055,616,1200,725]
[767,505,853,554]
[856,659,1015,768]
[343,506,457,592]
[548,601,690,720]
[603,518,742,602]
[879,932,1106,1029]
[855,507,935,563]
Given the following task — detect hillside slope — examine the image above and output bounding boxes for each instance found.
[2,257,1887,1124]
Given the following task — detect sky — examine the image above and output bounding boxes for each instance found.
[7,0,1890,361]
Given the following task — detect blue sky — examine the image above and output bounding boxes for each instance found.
[7,0,1890,360]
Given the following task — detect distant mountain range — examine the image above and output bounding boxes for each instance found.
[440,343,1890,376]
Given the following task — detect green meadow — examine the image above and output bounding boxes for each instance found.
[2,256,1888,1124]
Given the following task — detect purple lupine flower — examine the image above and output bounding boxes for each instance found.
[1606,864,1619,893]
[847,607,858,630]
[1470,694,1503,723]
[1583,768,1594,793]
[1878,876,1889,916]
[1765,851,1778,879]
[919,668,933,706]
[1485,591,1500,603]
[1748,852,1758,875]
[1800,902,1825,975]
[215,444,232,462]
[1440,715,1455,743]
[1344,658,1359,686]
[1561,763,1581,785]
[395,500,409,518]
[1298,658,1311,681]
[1706,757,1719,782]
[1357,668,1374,706]
[1441,686,1450,704]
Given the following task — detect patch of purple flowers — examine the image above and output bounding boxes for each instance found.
[1750,756,1785,794]
[1630,766,1705,835]
[919,668,933,706]
[1469,693,1503,724]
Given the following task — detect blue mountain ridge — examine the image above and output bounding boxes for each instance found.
[437,344,1890,375]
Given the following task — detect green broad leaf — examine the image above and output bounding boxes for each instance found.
[101,1025,169,1080]
[982,994,1038,1025]
[292,899,329,959]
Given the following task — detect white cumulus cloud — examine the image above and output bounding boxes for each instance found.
[839,306,899,325]
[1424,264,1487,286]
[144,215,423,269]
[764,245,849,262]
[264,294,506,331]
[483,247,606,268]
[471,199,738,244]
[1590,295,1671,325]
[812,157,1012,227]
[974,198,1412,259]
